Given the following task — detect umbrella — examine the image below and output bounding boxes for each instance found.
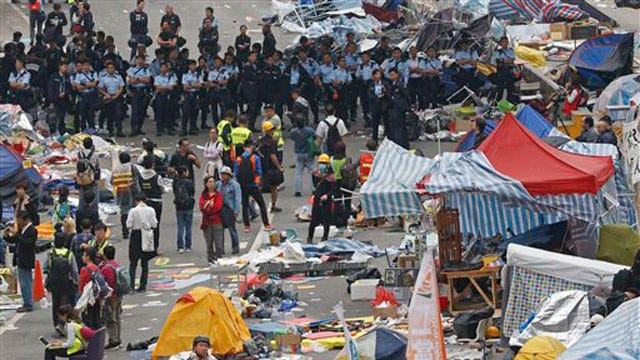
[334,327,407,360]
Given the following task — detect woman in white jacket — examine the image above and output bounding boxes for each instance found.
[203,128,223,180]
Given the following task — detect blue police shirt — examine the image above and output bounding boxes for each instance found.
[181,71,202,93]
[99,73,125,95]
[319,63,335,84]
[127,66,150,89]
[154,73,177,91]
[299,58,319,78]
[73,71,98,93]
[290,67,300,86]
[381,58,409,84]
[330,67,351,85]
[8,70,31,89]
[355,60,379,81]
[494,48,515,67]
[424,58,442,78]
[407,57,427,79]
[455,49,479,70]
[345,53,361,74]
[208,67,229,89]
[149,60,161,77]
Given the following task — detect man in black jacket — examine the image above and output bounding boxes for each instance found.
[129,0,149,61]
[47,61,71,135]
[262,24,276,57]
[44,3,68,48]
[387,68,411,149]
[6,210,38,312]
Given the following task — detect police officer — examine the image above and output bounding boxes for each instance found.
[127,54,151,136]
[98,60,125,137]
[206,56,229,127]
[297,49,320,123]
[47,61,72,135]
[368,69,388,142]
[381,47,409,85]
[222,53,240,115]
[355,51,378,126]
[181,59,202,136]
[331,56,352,123]
[406,46,426,109]
[318,52,335,106]
[153,61,177,136]
[454,40,480,93]
[72,58,99,132]
[129,0,149,62]
[344,42,361,122]
[240,52,260,131]
[283,56,312,114]
[196,56,210,128]
[423,46,443,109]
[273,51,287,118]
[8,58,34,113]
[387,68,411,149]
[493,36,517,104]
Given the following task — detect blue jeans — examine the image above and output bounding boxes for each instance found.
[18,267,33,309]
[295,152,314,194]
[176,210,193,250]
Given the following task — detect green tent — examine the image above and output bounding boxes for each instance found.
[597,224,640,266]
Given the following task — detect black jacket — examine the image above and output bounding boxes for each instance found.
[7,224,37,269]
[130,10,148,35]
[44,11,68,37]
[47,71,71,104]
[263,32,277,57]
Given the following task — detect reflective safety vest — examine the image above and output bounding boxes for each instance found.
[88,239,111,254]
[359,151,374,183]
[68,321,86,355]
[231,126,252,160]
[217,119,233,151]
[111,163,135,195]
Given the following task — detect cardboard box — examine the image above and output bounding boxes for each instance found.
[550,23,567,41]
[398,255,420,269]
[350,279,380,301]
[372,305,398,319]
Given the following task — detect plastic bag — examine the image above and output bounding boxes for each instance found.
[370,285,398,307]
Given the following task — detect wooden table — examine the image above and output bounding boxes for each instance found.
[441,268,500,314]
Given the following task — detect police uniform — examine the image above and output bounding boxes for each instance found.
[127,65,151,135]
[388,79,411,149]
[355,59,379,124]
[493,47,517,103]
[153,71,177,135]
[99,71,125,135]
[72,70,98,132]
[380,57,409,85]
[407,55,426,108]
[345,52,361,121]
[241,61,260,130]
[181,70,202,134]
[222,62,239,115]
[318,62,335,105]
[8,69,33,113]
[47,70,71,134]
[298,58,320,122]
[423,57,443,109]
[330,66,351,122]
[455,48,480,92]
[259,63,281,112]
[368,78,388,141]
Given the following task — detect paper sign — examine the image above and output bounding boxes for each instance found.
[405,252,446,360]
[621,117,640,186]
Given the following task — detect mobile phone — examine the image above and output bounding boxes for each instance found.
[38,336,50,346]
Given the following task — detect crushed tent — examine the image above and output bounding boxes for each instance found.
[515,336,566,360]
[558,298,640,360]
[541,2,588,22]
[302,239,387,257]
[568,33,635,89]
[456,119,497,152]
[497,220,568,252]
[501,0,546,21]
[0,143,42,207]
[334,327,407,360]
[592,74,640,120]
[415,8,455,51]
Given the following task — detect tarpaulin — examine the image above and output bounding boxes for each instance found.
[415,8,455,51]
[569,33,635,90]
[502,0,546,21]
[541,2,588,22]
[478,114,614,195]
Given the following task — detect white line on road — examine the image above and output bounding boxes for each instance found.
[0,312,25,336]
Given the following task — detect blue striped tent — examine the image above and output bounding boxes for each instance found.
[489,0,520,20]
[360,139,435,218]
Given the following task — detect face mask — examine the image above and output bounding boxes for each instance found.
[319,164,329,173]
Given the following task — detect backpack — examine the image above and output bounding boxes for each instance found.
[237,156,256,187]
[173,178,195,209]
[306,130,321,156]
[105,263,131,296]
[46,250,72,290]
[324,119,341,153]
[78,148,101,182]
[340,158,358,191]
[76,159,95,187]
[90,268,112,301]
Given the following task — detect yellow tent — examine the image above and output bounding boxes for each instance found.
[152,287,251,359]
[514,336,566,360]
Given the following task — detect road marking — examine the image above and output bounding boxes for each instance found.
[0,312,25,336]
[5,0,29,23]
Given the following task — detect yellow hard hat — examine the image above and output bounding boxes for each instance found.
[262,121,275,132]
[318,154,330,163]
[485,326,500,339]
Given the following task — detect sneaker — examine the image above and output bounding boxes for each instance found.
[177,248,184,253]
[263,224,274,231]
[294,192,301,197]
[271,206,283,213]
[243,226,251,233]
[232,248,240,255]
[17,306,33,313]
[185,248,192,252]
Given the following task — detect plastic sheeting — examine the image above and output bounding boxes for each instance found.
[592,74,640,120]
[455,0,490,19]
[509,290,591,347]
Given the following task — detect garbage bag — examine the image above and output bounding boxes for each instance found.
[453,307,495,339]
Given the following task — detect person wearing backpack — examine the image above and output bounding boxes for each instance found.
[138,155,165,254]
[234,139,272,233]
[78,247,103,329]
[315,104,348,157]
[52,185,72,229]
[47,232,79,333]
[173,166,196,252]
[77,137,100,212]
[71,219,94,269]
[111,152,140,239]
[290,115,316,197]
[100,245,124,349]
